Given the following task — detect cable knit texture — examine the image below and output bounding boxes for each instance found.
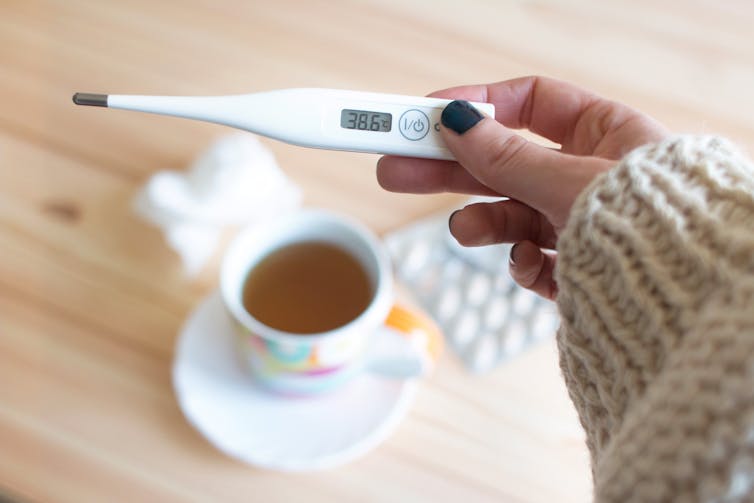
[555,136,754,502]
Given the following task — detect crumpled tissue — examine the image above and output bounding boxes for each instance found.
[134,134,301,276]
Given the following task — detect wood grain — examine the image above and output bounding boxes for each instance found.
[2,0,752,501]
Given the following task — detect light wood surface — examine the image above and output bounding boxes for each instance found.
[2,1,753,501]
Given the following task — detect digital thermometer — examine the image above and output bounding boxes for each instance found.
[72,88,494,160]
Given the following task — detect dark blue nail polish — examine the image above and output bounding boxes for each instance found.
[448,209,461,231]
[509,242,520,267]
[441,100,484,134]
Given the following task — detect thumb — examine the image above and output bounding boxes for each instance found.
[440,100,608,220]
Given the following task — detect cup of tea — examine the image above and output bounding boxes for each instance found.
[220,209,442,395]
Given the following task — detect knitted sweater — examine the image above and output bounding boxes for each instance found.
[555,136,754,502]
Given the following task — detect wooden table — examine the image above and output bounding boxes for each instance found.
[2,1,752,501]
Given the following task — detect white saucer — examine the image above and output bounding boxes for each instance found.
[172,292,417,471]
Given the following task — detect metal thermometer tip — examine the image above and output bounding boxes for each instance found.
[72,93,109,107]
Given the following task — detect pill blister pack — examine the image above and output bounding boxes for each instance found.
[384,211,560,373]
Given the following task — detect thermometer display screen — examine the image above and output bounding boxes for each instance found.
[340,109,392,132]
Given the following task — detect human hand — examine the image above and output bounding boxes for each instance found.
[376,76,667,299]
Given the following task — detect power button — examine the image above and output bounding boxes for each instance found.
[398,109,430,141]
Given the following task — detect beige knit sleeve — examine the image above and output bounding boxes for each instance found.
[554,136,754,502]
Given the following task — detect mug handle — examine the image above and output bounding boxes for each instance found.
[364,303,444,379]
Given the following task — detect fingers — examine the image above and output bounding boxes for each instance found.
[508,241,558,300]
[448,199,556,248]
[376,156,497,195]
[440,101,612,223]
[426,76,614,145]
[447,201,560,299]
[376,76,622,200]
[428,76,668,155]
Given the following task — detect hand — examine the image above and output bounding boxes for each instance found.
[376,76,668,299]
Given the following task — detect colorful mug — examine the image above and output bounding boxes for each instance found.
[220,209,442,395]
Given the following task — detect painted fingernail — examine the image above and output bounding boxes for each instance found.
[448,209,461,231]
[441,100,484,134]
[509,242,520,267]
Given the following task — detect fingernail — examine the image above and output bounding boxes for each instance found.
[509,243,520,267]
[441,100,484,134]
[448,209,461,231]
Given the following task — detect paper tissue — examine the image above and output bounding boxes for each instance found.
[134,134,301,275]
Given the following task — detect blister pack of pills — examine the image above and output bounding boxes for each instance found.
[384,210,559,373]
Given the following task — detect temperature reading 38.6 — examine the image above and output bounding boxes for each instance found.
[340,109,392,132]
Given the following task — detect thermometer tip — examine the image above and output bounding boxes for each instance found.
[72,93,108,107]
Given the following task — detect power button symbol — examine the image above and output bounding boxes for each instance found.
[399,109,430,141]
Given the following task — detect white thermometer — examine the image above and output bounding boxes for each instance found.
[72,88,494,160]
